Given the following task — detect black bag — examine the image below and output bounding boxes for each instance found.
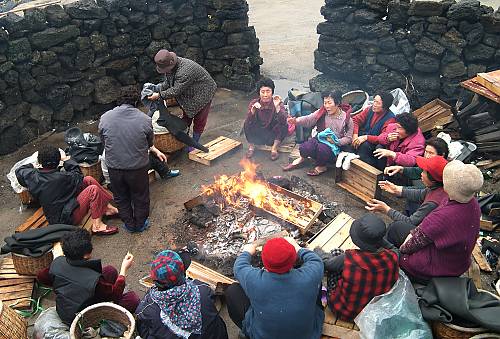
[286,90,323,143]
[65,127,103,164]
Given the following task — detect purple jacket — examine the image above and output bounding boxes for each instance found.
[400,198,480,280]
[378,123,425,167]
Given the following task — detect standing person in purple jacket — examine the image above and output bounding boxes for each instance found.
[386,160,483,282]
[284,90,354,176]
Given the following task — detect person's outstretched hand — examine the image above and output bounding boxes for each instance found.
[120,252,134,277]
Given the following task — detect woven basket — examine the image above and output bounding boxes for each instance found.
[154,132,185,153]
[0,300,28,339]
[432,321,487,339]
[70,302,135,339]
[165,97,178,107]
[17,190,34,205]
[79,160,103,183]
[12,250,53,276]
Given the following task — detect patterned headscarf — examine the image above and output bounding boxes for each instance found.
[150,250,185,288]
[149,250,202,338]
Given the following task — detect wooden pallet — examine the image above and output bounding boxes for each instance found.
[461,78,500,104]
[16,207,93,233]
[254,142,296,153]
[189,136,242,166]
[472,244,492,272]
[307,213,358,252]
[413,98,454,133]
[335,159,383,203]
[322,307,360,339]
[0,258,35,309]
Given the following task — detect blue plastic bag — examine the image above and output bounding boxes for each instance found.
[354,270,432,339]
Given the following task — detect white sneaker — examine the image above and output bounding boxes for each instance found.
[336,152,348,168]
[342,153,360,170]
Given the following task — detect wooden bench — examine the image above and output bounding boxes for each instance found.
[0,257,35,309]
[16,207,93,233]
[335,159,383,203]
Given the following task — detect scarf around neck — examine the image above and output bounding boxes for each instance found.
[150,280,202,339]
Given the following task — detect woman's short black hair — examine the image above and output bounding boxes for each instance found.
[116,86,140,107]
[38,145,61,169]
[396,112,419,135]
[377,92,394,111]
[426,137,449,160]
[256,77,275,94]
[61,229,93,260]
[424,170,442,187]
[322,90,342,106]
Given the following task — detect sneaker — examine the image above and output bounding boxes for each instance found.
[161,169,180,179]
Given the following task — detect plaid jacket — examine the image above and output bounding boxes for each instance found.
[329,249,399,320]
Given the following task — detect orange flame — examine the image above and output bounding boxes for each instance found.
[202,158,310,226]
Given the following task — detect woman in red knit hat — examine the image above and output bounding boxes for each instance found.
[225,237,324,339]
[365,155,449,237]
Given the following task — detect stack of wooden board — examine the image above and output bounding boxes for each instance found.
[16,207,93,233]
[189,136,242,166]
[335,159,383,203]
[0,258,35,309]
[307,213,358,252]
[413,98,454,133]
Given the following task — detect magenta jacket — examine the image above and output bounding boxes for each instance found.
[378,123,425,167]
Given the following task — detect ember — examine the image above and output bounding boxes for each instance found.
[202,159,322,232]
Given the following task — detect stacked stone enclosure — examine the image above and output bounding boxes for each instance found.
[311,0,500,106]
[0,0,261,154]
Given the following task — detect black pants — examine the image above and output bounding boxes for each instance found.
[108,165,150,230]
[386,221,416,248]
[149,152,170,178]
[357,142,386,170]
[224,283,250,330]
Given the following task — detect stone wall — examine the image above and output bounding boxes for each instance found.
[0,0,261,154]
[311,0,499,106]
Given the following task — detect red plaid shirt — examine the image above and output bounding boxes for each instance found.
[329,249,399,320]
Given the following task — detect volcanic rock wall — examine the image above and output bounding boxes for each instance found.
[0,0,261,154]
[311,0,499,106]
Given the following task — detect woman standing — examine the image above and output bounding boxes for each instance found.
[244,78,288,161]
[284,91,354,176]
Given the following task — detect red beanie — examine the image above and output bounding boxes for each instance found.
[261,238,297,274]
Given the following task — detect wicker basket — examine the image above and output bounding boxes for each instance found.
[154,132,185,153]
[165,97,178,107]
[17,190,34,205]
[432,321,487,339]
[0,300,28,339]
[12,250,53,276]
[79,160,103,183]
[70,302,135,339]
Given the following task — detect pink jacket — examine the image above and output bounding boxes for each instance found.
[378,123,425,167]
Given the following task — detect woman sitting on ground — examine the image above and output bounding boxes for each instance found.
[351,92,396,168]
[136,250,228,339]
[370,112,425,170]
[386,160,483,282]
[15,145,118,235]
[318,213,399,321]
[244,77,288,161]
[366,155,448,227]
[284,90,354,176]
[384,137,449,186]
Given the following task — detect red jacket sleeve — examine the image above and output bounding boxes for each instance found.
[37,268,54,286]
[352,106,370,135]
[94,275,126,302]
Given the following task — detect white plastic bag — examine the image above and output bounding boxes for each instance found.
[389,88,411,115]
[33,307,70,339]
[7,151,39,193]
[354,271,432,339]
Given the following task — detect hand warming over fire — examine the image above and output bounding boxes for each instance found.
[120,252,134,277]
[242,243,257,255]
[365,199,390,214]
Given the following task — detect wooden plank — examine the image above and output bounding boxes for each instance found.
[322,323,360,339]
[308,213,352,249]
[0,272,35,279]
[337,182,374,203]
[189,136,242,166]
[461,78,500,104]
[335,318,355,329]
[323,219,354,252]
[480,216,496,232]
[0,282,33,294]
[473,245,492,272]
[254,143,296,153]
[467,257,481,289]
[482,159,500,170]
[0,278,34,288]
[350,159,382,177]
[477,71,500,97]
[4,298,31,309]
[324,308,338,325]
[16,207,45,233]
[339,237,358,250]
[186,261,236,289]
